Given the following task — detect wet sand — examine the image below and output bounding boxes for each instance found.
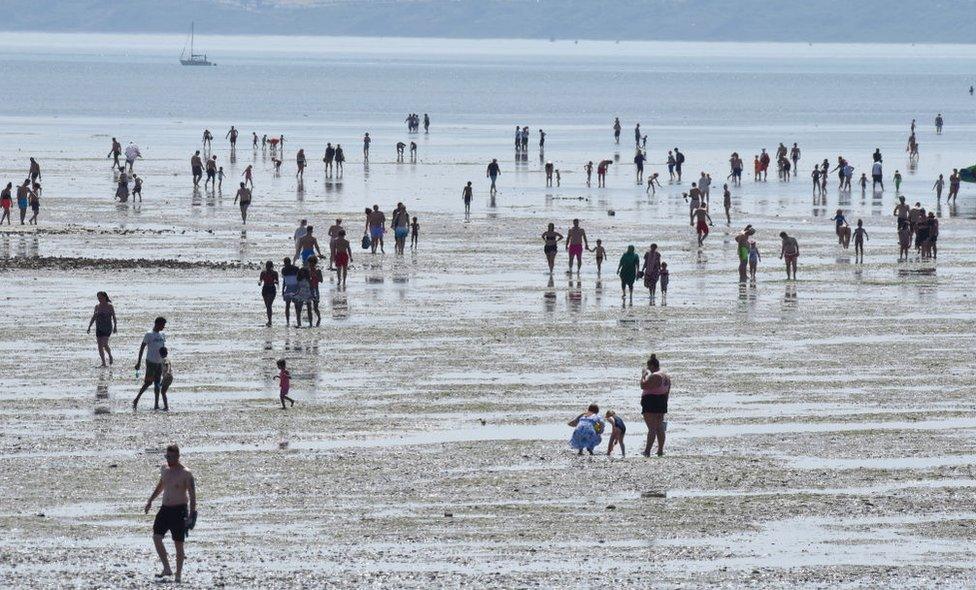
[3,40,976,588]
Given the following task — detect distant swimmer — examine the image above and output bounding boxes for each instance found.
[597,159,611,187]
[190,151,203,186]
[617,245,640,304]
[323,142,335,175]
[486,158,501,193]
[233,182,252,223]
[143,444,196,584]
[779,231,799,280]
[108,137,122,168]
[295,226,322,263]
[296,149,306,180]
[225,125,238,147]
[362,132,371,160]
[565,218,588,274]
[462,181,473,214]
[333,229,352,288]
[613,117,621,144]
[541,223,564,274]
[935,113,943,134]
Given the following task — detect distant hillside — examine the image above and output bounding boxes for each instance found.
[2,0,973,44]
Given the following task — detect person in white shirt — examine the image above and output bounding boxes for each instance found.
[133,317,167,410]
[293,219,308,248]
[871,161,884,191]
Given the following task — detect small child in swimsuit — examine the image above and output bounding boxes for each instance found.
[410,216,419,249]
[159,347,173,411]
[853,219,868,262]
[746,240,761,279]
[591,239,606,274]
[217,167,224,190]
[555,170,561,187]
[604,410,626,457]
[132,175,143,201]
[274,359,295,409]
[272,159,282,175]
[898,224,912,260]
[659,262,669,294]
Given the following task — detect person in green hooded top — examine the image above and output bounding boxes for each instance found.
[617,245,641,305]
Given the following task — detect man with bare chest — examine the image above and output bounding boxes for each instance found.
[144,445,197,583]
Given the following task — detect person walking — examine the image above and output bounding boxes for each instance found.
[86,291,117,367]
[640,354,671,457]
[144,444,197,584]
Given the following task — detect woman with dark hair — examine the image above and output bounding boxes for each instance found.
[568,403,605,456]
[86,291,117,366]
[617,245,640,304]
[541,223,563,273]
[640,354,671,457]
[259,261,279,327]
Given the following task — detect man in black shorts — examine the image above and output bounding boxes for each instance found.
[145,444,196,583]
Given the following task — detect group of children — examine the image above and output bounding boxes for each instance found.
[568,404,627,456]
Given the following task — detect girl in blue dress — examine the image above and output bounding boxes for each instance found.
[568,404,605,455]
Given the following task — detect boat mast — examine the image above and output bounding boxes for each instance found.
[190,22,195,56]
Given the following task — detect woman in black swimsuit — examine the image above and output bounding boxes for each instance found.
[258,261,279,327]
[541,223,564,274]
[86,291,117,367]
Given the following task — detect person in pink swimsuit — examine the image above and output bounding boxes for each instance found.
[565,219,589,274]
[640,354,671,457]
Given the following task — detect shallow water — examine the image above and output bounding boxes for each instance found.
[2,34,976,588]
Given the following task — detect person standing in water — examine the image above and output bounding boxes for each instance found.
[259,261,278,327]
[634,149,646,184]
[723,184,732,224]
[225,125,238,147]
[790,143,800,174]
[735,225,755,282]
[597,160,611,187]
[565,219,589,274]
[190,151,203,187]
[935,113,944,134]
[233,182,252,223]
[333,230,352,288]
[617,245,640,304]
[423,113,430,133]
[641,243,662,299]
[366,205,386,254]
[296,149,306,180]
[295,226,323,264]
[144,444,196,584]
[323,143,335,175]
[673,147,685,182]
[362,132,371,161]
[462,181,473,214]
[541,223,563,274]
[86,291,117,367]
[853,220,868,263]
[613,117,621,144]
[391,203,410,255]
[132,316,166,411]
[693,205,714,247]
[640,354,671,457]
[779,231,799,280]
[108,138,122,168]
[486,158,501,193]
[933,174,945,202]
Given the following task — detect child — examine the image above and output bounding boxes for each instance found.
[584,161,593,186]
[898,223,911,260]
[591,239,606,275]
[723,183,731,224]
[568,404,605,456]
[159,347,173,412]
[410,216,419,249]
[274,359,295,409]
[859,173,867,195]
[646,173,661,195]
[217,167,225,191]
[853,219,868,263]
[132,174,143,201]
[893,170,902,193]
[659,262,669,294]
[604,410,626,457]
[748,240,760,279]
[273,158,282,175]
[555,169,561,187]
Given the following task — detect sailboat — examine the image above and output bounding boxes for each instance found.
[180,22,216,66]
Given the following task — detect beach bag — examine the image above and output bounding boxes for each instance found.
[361,234,371,250]
[594,421,605,434]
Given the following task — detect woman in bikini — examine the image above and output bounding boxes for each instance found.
[541,223,564,274]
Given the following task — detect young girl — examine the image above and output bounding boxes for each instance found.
[132,175,143,201]
[159,347,173,412]
[568,404,604,455]
[604,410,626,457]
[659,262,669,295]
[591,239,606,275]
[646,173,661,195]
[748,241,761,279]
[274,359,295,409]
[410,216,419,249]
[217,167,225,191]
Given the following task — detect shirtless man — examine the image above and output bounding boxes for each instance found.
[205,156,218,190]
[779,231,799,280]
[693,205,714,247]
[28,157,41,182]
[295,226,323,263]
[367,205,386,254]
[735,226,755,282]
[565,219,589,273]
[144,444,196,584]
[225,125,238,147]
[190,151,203,186]
[486,159,501,193]
[108,138,122,168]
[685,185,701,226]
[363,132,371,160]
[233,182,251,223]
[462,181,473,214]
[893,197,910,231]
[327,218,343,269]
[333,230,352,287]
